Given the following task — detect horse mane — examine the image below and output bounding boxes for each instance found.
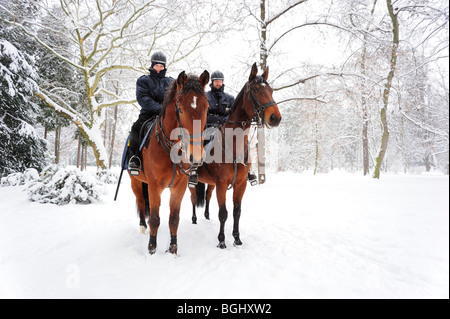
[161,74,205,118]
[230,85,245,114]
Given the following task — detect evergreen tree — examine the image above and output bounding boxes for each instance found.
[0,39,47,176]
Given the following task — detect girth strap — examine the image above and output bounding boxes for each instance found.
[227,160,238,190]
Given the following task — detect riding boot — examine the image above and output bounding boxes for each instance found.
[128,154,142,176]
[128,120,143,176]
[248,171,258,186]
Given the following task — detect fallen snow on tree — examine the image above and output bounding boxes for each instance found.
[27,165,106,205]
[0,168,39,187]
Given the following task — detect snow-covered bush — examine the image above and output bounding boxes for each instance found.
[96,169,118,185]
[27,165,106,205]
[0,168,40,187]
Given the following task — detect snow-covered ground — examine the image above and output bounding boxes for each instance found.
[0,171,448,299]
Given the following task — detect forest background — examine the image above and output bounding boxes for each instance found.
[1,0,448,178]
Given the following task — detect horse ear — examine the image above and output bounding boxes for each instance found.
[262,66,269,81]
[199,70,210,88]
[177,71,188,89]
[249,63,258,81]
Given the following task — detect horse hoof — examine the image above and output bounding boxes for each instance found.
[234,239,243,246]
[192,218,197,225]
[148,244,157,255]
[166,244,178,255]
[217,242,227,249]
[205,213,210,220]
[140,226,147,234]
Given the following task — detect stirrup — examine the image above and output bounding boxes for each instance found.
[188,166,199,189]
[248,173,258,186]
[128,155,142,176]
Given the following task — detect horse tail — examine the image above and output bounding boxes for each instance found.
[195,182,206,208]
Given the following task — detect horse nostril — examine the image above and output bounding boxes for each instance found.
[270,114,280,125]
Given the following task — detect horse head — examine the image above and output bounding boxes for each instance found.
[245,63,282,128]
[172,70,210,165]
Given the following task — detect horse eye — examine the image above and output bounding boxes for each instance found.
[253,88,259,93]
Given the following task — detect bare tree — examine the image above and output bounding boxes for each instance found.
[1,0,228,169]
[372,0,399,178]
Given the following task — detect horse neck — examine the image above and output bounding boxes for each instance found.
[220,94,252,160]
[224,94,253,131]
[161,102,178,133]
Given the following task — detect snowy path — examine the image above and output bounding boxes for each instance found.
[0,172,448,298]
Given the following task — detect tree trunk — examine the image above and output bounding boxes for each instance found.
[84,144,88,170]
[260,0,268,72]
[54,122,61,165]
[109,105,118,169]
[314,106,319,175]
[373,0,399,179]
[361,0,378,176]
[77,134,81,169]
[361,44,370,175]
[77,124,107,170]
[80,143,85,171]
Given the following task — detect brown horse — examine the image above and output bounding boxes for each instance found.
[130,70,210,255]
[190,63,281,249]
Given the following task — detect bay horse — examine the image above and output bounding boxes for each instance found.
[130,70,210,255]
[190,63,281,249]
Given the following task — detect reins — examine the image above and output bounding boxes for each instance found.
[154,96,203,188]
[219,78,274,189]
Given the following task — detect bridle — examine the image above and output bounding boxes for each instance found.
[217,77,277,189]
[228,77,277,127]
[155,92,204,188]
[247,78,277,126]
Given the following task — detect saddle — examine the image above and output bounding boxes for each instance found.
[139,118,157,152]
[120,118,157,172]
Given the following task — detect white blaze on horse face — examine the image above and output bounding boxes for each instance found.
[191,96,197,109]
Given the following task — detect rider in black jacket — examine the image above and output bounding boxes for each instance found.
[206,71,257,185]
[128,52,173,175]
[206,71,234,128]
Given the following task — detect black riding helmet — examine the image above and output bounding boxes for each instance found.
[211,70,224,82]
[151,51,167,68]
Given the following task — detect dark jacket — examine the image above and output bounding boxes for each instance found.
[136,68,173,116]
[206,84,235,127]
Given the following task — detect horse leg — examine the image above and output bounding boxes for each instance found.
[168,180,187,255]
[216,183,228,249]
[147,188,162,255]
[189,187,197,224]
[232,178,247,246]
[205,184,215,220]
[131,179,147,234]
[141,183,150,233]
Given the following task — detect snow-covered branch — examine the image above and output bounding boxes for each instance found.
[400,111,449,141]
[277,96,328,105]
[265,0,308,26]
[0,6,86,71]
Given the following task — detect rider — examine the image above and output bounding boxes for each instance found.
[206,71,257,185]
[206,71,234,128]
[128,51,174,176]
